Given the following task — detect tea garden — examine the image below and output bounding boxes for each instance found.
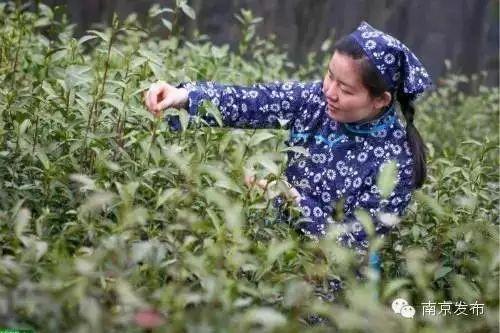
[0,2,498,332]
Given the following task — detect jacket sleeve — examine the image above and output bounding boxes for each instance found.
[336,161,415,253]
[166,80,319,130]
[293,195,336,238]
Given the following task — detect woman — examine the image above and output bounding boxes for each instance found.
[144,21,433,263]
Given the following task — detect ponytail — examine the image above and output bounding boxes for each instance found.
[397,91,427,189]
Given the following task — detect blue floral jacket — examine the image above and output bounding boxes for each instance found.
[166,80,415,254]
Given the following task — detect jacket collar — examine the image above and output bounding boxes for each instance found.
[339,104,396,136]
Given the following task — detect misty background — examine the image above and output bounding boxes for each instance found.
[23,0,500,87]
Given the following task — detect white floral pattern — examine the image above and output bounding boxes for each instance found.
[168,80,416,253]
[351,21,433,101]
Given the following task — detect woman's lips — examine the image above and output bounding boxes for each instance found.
[327,104,340,112]
[326,104,341,119]
[326,99,340,110]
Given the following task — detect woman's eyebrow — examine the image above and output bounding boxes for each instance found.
[328,67,355,89]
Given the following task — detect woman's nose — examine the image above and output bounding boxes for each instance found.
[324,82,339,101]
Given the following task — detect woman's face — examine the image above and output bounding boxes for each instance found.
[322,51,391,123]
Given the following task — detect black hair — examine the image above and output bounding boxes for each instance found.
[332,35,427,189]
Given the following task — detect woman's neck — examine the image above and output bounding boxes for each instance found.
[339,104,396,136]
[348,104,393,126]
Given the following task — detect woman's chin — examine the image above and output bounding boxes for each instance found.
[326,108,360,123]
[326,107,344,122]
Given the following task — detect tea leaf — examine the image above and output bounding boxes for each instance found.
[180,3,196,19]
[377,159,397,198]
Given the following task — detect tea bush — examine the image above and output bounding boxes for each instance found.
[0,2,498,332]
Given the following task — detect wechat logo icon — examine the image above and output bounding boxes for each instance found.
[392,298,416,318]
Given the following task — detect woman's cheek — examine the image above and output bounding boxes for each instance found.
[322,80,330,95]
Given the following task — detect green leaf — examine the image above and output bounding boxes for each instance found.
[107,79,127,89]
[149,5,174,17]
[70,174,96,192]
[161,18,172,31]
[64,65,92,91]
[156,188,179,208]
[79,192,114,214]
[116,181,139,203]
[201,101,223,127]
[277,118,290,128]
[101,97,125,111]
[32,240,48,261]
[20,237,48,262]
[283,280,312,308]
[87,30,110,43]
[258,158,279,175]
[138,49,163,65]
[434,266,453,280]
[280,145,310,157]
[34,17,51,28]
[211,45,229,59]
[243,307,286,329]
[18,119,30,135]
[206,208,221,232]
[354,208,374,236]
[178,109,190,131]
[38,3,54,19]
[130,56,148,69]
[15,208,31,238]
[381,278,412,300]
[415,191,447,217]
[442,166,461,179]
[78,34,98,45]
[148,62,165,79]
[267,239,294,264]
[115,279,146,307]
[214,178,243,194]
[377,159,397,198]
[36,151,50,170]
[41,80,57,98]
[218,132,232,155]
[250,132,275,147]
[461,139,482,146]
[180,3,196,19]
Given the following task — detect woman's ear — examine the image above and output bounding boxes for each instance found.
[374,91,392,109]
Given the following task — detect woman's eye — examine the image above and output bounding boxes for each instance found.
[326,74,353,95]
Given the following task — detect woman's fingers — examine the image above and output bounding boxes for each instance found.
[156,95,172,112]
[149,83,161,111]
[144,82,163,112]
[144,82,187,116]
[256,179,269,188]
[244,176,301,203]
[154,84,171,111]
[244,175,255,187]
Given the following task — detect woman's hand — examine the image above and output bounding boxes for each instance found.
[144,81,189,117]
[244,175,302,204]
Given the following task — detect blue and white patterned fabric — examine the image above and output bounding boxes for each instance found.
[167,80,415,255]
[350,21,433,101]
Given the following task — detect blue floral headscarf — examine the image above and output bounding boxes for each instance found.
[349,21,434,101]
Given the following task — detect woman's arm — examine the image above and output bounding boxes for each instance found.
[337,162,415,252]
[145,80,319,130]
